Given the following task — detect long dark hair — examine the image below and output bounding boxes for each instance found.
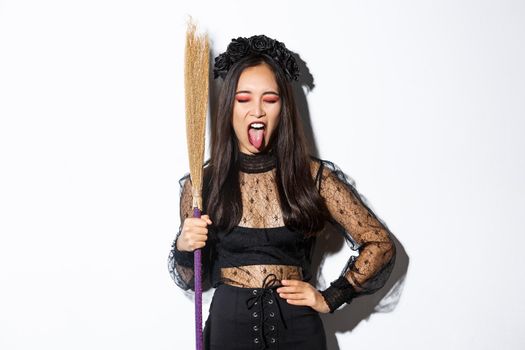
[204,54,329,235]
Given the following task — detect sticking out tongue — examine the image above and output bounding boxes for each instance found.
[248,128,264,150]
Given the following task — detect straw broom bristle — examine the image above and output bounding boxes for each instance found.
[184,18,209,211]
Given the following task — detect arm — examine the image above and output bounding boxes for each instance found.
[167,175,213,291]
[317,161,396,313]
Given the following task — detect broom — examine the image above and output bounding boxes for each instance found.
[184,18,209,350]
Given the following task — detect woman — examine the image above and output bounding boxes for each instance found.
[168,35,396,349]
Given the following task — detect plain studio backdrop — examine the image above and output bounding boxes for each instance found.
[1,0,524,349]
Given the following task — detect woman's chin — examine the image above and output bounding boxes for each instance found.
[253,142,270,153]
[246,142,264,153]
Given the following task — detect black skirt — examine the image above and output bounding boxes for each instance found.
[203,283,327,350]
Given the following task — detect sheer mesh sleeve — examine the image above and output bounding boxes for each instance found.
[317,160,396,313]
[167,174,213,291]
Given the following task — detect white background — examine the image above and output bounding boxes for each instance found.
[1,0,524,349]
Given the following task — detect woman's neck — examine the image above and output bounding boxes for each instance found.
[237,150,277,173]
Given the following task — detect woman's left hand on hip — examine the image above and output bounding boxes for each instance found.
[277,280,330,314]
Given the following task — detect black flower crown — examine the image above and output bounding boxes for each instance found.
[213,35,300,81]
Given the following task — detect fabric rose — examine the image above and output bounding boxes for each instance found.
[227,37,250,60]
[213,53,231,79]
[284,56,299,80]
[213,34,299,82]
[249,35,275,52]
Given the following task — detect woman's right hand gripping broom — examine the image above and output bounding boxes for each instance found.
[176,215,213,252]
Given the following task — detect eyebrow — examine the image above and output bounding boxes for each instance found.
[235,90,280,96]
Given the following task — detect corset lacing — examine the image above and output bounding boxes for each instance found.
[245,273,288,348]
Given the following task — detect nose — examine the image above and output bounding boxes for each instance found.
[250,100,266,118]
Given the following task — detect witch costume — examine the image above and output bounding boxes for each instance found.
[168,35,396,350]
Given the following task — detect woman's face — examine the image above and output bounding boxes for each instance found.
[232,63,282,155]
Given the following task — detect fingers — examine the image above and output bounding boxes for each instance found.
[183,216,212,234]
[278,286,307,300]
[284,293,330,313]
[191,233,208,241]
[276,286,300,294]
[182,233,207,249]
[268,280,326,312]
[278,282,307,299]
[187,217,210,228]
[281,279,301,286]
[277,280,316,305]
[201,214,213,225]
[185,225,208,235]
[284,299,309,306]
[186,214,213,227]
[277,280,308,293]
[190,241,206,250]
[279,292,306,300]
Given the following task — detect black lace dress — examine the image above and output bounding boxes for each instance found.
[168,151,396,349]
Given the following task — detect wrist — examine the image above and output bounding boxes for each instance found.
[315,291,331,314]
[175,236,189,252]
[172,234,194,266]
[319,276,357,313]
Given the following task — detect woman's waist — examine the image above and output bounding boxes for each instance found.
[220,264,303,288]
[216,248,307,267]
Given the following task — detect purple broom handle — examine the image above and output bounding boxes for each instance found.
[193,207,203,350]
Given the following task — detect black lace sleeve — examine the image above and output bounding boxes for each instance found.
[167,174,213,291]
[317,160,396,313]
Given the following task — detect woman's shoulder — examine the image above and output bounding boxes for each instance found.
[308,155,338,178]
[308,155,356,190]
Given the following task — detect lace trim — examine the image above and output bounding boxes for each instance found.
[220,265,303,288]
[237,150,277,173]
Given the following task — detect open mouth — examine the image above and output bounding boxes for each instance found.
[247,122,266,150]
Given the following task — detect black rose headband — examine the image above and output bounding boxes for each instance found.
[213,34,300,81]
